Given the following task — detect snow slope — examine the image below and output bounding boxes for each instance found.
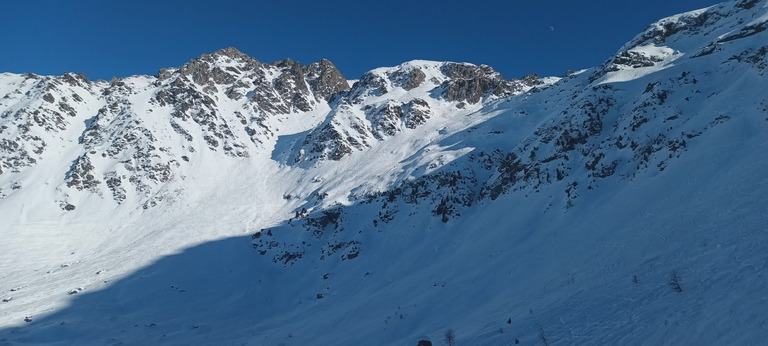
[1,0,768,344]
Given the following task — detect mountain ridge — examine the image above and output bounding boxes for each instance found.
[2,0,768,344]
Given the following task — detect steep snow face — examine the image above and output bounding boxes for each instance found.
[2,1,768,345]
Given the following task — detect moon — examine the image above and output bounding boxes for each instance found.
[549,26,555,32]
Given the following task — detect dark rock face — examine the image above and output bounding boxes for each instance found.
[611,51,664,69]
[404,98,431,129]
[248,67,298,115]
[390,67,427,91]
[272,59,314,112]
[66,154,100,193]
[104,171,126,204]
[252,207,361,266]
[440,63,515,103]
[728,46,768,75]
[717,20,768,43]
[736,0,761,10]
[351,72,390,102]
[168,48,349,115]
[304,59,351,101]
[0,137,39,173]
[210,47,254,61]
[371,102,405,139]
[692,18,768,58]
[404,68,426,90]
[521,73,542,87]
[302,113,368,162]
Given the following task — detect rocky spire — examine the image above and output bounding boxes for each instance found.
[304,58,350,101]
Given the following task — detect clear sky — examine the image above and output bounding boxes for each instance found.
[0,0,722,81]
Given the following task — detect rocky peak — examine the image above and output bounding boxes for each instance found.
[521,73,542,87]
[157,49,350,111]
[167,47,264,88]
[189,47,260,66]
[303,59,350,101]
[271,58,301,70]
[387,66,427,91]
[440,63,515,103]
[441,62,496,79]
[345,61,443,104]
[209,47,254,61]
[59,72,92,88]
[349,70,390,102]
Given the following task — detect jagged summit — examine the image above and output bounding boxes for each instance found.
[207,46,254,61]
[352,60,547,104]
[156,48,349,102]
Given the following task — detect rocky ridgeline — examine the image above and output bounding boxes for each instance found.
[2,47,548,207]
[91,49,349,206]
[149,47,349,152]
[440,62,539,104]
[294,61,545,163]
[1,45,554,208]
[0,47,351,207]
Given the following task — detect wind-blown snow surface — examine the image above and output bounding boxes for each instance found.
[2,0,768,344]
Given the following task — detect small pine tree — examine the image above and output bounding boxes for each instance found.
[670,270,683,292]
[445,329,455,346]
[539,327,549,346]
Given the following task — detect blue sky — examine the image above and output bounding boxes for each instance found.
[0,0,721,81]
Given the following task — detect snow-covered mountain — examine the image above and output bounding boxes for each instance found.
[2,0,768,344]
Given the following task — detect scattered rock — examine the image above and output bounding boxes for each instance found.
[68,287,84,295]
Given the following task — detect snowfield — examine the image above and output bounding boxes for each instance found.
[2,0,768,344]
